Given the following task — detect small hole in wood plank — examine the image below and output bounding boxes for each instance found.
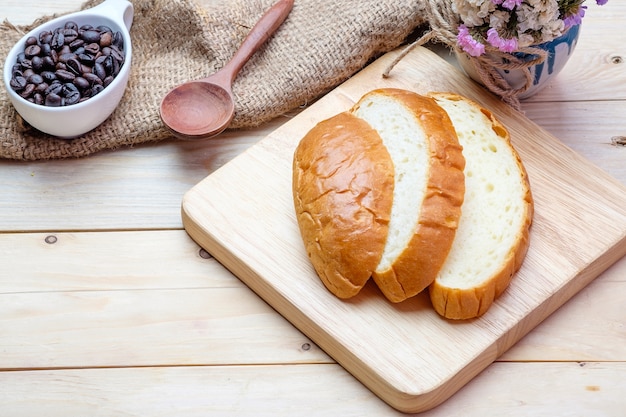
[301,342,311,351]
[610,55,623,64]
[44,235,58,244]
[198,248,213,259]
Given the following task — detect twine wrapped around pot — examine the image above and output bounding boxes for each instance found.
[383,0,548,110]
[0,0,427,160]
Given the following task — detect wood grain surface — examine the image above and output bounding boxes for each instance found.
[2,0,626,416]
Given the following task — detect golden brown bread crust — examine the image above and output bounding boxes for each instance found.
[292,111,394,298]
[365,89,466,302]
[428,94,534,319]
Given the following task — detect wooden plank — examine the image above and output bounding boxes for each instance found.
[0,133,265,232]
[0,278,624,369]
[0,362,624,416]
[0,230,243,293]
[522,101,626,182]
[0,230,623,371]
[181,46,626,413]
[0,287,332,369]
[0,281,623,370]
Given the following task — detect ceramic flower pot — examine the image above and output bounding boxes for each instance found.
[456,24,581,99]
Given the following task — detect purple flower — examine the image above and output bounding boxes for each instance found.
[564,5,586,27]
[486,28,518,53]
[457,25,485,56]
[596,0,608,5]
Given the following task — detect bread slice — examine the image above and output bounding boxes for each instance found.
[292,88,465,301]
[353,89,465,302]
[428,92,534,319]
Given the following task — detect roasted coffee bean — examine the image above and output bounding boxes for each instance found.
[19,58,32,70]
[101,55,114,74]
[41,56,55,70]
[10,76,27,91]
[112,32,124,49]
[45,92,62,107]
[51,32,64,50]
[25,36,38,47]
[41,71,57,83]
[33,93,44,105]
[61,28,78,44]
[103,75,115,88]
[35,82,49,93]
[84,42,100,55]
[55,69,76,82]
[100,31,112,47]
[93,62,106,81]
[81,30,101,44]
[110,45,124,60]
[74,76,90,90]
[28,73,44,85]
[63,83,81,105]
[90,84,105,96]
[65,21,79,31]
[11,65,22,76]
[83,72,103,86]
[45,81,63,96]
[31,56,44,72]
[66,58,82,75]
[69,39,85,50]
[39,43,51,57]
[111,57,121,77]
[39,31,53,44]
[19,83,35,99]
[24,44,41,58]
[78,53,95,66]
[10,19,126,107]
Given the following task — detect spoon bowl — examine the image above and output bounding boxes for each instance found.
[160,0,294,140]
[160,79,234,140]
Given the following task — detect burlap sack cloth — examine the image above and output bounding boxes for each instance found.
[0,0,428,160]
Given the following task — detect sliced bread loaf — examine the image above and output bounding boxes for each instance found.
[292,88,466,301]
[428,92,534,319]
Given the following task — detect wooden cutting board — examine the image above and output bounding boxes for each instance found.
[181,46,626,413]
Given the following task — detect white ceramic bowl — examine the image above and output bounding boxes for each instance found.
[3,0,134,138]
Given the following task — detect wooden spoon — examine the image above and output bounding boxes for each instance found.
[159,0,294,140]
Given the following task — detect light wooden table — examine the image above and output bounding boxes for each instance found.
[2,1,625,415]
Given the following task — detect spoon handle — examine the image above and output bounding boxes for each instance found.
[219,0,294,85]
